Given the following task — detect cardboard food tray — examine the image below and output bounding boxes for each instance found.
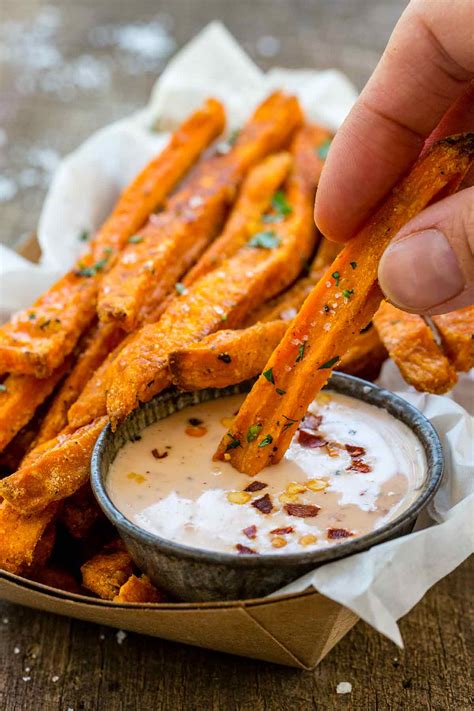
[0,234,359,670]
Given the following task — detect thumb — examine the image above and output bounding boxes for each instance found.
[378,187,474,315]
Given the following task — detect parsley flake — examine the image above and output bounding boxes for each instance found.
[28,312,36,321]
[350,261,358,270]
[247,424,263,442]
[282,415,298,432]
[275,388,286,396]
[318,356,340,370]
[225,433,242,451]
[78,230,89,242]
[248,231,281,250]
[296,343,306,363]
[175,282,187,295]
[128,235,143,244]
[258,434,273,448]
[0,384,7,392]
[332,271,340,286]
[263,368,274,384]
[342,289,354,299]
[271,191,292,216]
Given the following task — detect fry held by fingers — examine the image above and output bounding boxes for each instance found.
[215,133,474,475]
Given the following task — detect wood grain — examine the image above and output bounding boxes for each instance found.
[2,1,472,709]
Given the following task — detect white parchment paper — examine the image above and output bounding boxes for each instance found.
[0,23,472,646]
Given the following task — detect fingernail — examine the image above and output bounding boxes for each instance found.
[379,229,465,311]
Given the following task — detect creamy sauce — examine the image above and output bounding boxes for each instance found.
[107,392,426,555]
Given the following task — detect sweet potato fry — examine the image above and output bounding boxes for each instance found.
[0,416,107,514]
[0,100,225,378]
[34,566,82,594]
[0,358,71,453]
[59,483,104,540]
[170,320,289,390]
[81,544,134,600]
[31,321,123,446]
[97,93,303,331]
[105,125,326,426]
[433,307,474,372]
[0,500,58,574]
[114,575,165,603]
[183,152,292,286]
[374,301,458,393]
[215,133,474,474]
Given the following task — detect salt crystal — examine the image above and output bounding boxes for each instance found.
[22,676,31,682]
[116,630,127,645]
[51,675,59,682]
[0,176,18,202]
[336,681,352,694]
[256,35,280,58]
[280,308,297,321]
[189,196,203,209]
[13,646,20,654]
[24,667,30,672]
[2,617,8,624]
[323,323,331,332]
[99,633,105,640]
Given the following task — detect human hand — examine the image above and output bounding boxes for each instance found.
[314,0,473,315]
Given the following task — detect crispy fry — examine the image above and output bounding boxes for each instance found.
[81,545,134,600]
[105,125,325,426]
[31,321,123,446]
[23,521,57,574]
[374,301,458,393]
[0,100,225,378]
[0,500,58,574]
[114,575,165,603]
[59,483,104,540]
[215,133,474,474]
[97,93,303,331]
[183,152,292,286]
[170,320,289,390]
[0,358,71,453]
[433,307,474,372]
[0,417,108,514]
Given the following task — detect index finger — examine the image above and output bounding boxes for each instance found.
[314,0,474,242]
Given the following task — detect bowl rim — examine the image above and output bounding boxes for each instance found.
[91,373,444,569]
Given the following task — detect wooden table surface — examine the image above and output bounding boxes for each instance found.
[0,1,472,709]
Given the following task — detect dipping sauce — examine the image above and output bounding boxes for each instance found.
[107,391,426,555]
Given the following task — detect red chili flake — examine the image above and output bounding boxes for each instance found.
[327,528,353,539]
[345,444,366,457]
[284,503,320,518]
[270,526,294,535]
[243,525,257,540]
[347,459,372,473]
[244,480,267,493]
[297,430,328,448]
[300,413,322,431]
[151,448,168,459]
[236,543,257,554]
[251,493,273,514]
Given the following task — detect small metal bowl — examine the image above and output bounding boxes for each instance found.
[91,373,443,602]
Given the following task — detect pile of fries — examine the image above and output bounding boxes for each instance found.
[0,92,472,599]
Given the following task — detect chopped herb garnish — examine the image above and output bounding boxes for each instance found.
[318,356,340,370]
[39,319,51,330]
[258,434,273,448]
[323,305,330,313]
[0,384,7,392]
[317,137,332,160]
[263,367,274,384]
[296,343,306,363]
[226,433,242,451]
[78,230,89,242]
[248,230,281,250]
[28,312,36,320]
[103,246,113,255]
[271,190,293,216]
[282,415,298,432]
[350,261,357,270]
[75,256,109,278]
[175,282,187,295]
[342,289,354,299]
[332,271,340,286]
[128,235,143,244]
[247,424,263,443]
[217,353,232,363]
[275,388,286,396]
